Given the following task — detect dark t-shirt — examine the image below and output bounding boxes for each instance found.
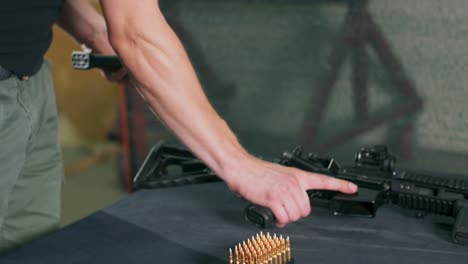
[0,0,65,76]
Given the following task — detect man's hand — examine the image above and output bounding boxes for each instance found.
[225,155,357,227]
[79,45,130,84]
[57,0,129,85]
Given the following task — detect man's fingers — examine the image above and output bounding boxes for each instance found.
[286,180,311,218]
[282,194,301,223]
[268,188,301,227]
[297,187,311,217]
[269,204,289,228]
[299,171,358,193]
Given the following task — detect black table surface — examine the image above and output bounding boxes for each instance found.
[2,182,467,264]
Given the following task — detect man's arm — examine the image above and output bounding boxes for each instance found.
[56,0,112,54]
[56,0,127,81]
[93,0,357,227]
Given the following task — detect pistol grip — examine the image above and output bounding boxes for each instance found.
[244,204,276,229]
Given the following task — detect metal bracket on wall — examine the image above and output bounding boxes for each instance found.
[299,0,423,157]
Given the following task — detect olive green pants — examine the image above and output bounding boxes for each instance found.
[0,61,63,254]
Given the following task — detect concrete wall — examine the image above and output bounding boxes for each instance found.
[159,0,468,158]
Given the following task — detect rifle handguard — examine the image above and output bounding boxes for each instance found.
[453,200,468,245]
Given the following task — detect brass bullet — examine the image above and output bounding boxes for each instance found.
[256,236,262,245]
[243,242,250,256]
[257,237,264,248]
[266,244,272,264]
[280,236,286,264]
[269,243,277,264]
[256,249,261,264]
[257,233,263,246]
[269,236,278,264]
[274,237,281,264]
[239,244,244,262]
[249,247,256,258]
[286,236,291,261]
[257,246,263,258]
[252,241,259,253]
[230,248,234,264]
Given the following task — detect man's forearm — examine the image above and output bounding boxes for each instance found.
[56,0,113,54]
[99,0,248,182]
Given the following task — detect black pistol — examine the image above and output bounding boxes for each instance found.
[245,145,468,245]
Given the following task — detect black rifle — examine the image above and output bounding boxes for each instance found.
[130,141,468,245]
[245,145,468,245]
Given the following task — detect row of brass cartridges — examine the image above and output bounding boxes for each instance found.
[229,232,291,264]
